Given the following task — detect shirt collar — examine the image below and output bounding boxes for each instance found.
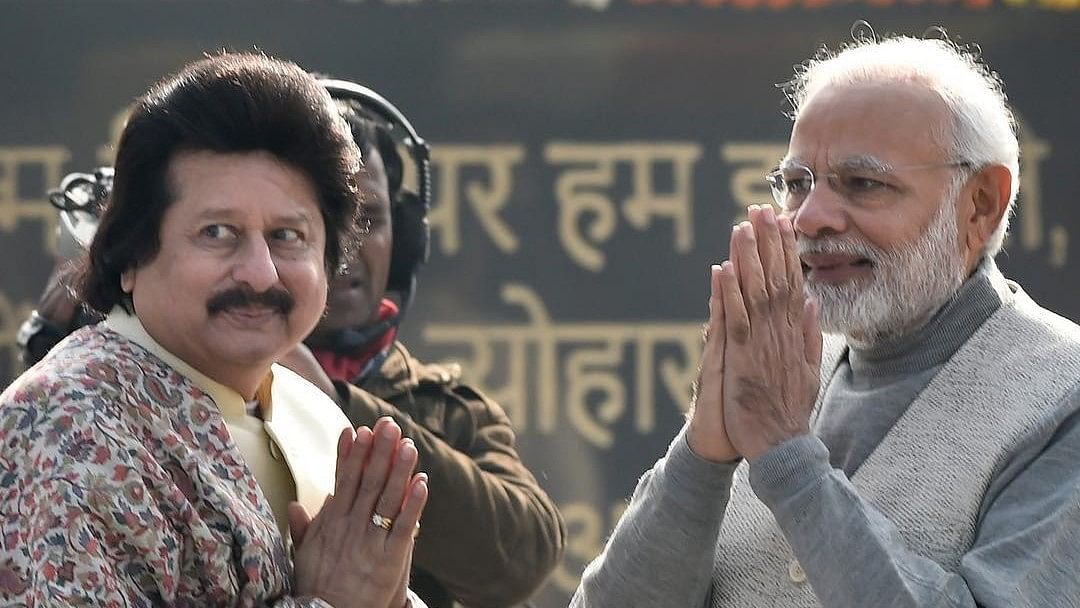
[104,307,274,421]
[848,256,1011,377]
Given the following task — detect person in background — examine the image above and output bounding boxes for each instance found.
[281,80,566,608]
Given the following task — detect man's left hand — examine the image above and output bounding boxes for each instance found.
[289,417,428,608]
[719,205,822,461]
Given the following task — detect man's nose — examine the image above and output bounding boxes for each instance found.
[792,180,849,239]
[231,236,280,293]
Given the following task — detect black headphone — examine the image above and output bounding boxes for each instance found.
[319,79,432,311]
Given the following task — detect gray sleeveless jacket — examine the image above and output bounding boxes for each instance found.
[710,286,1080,606]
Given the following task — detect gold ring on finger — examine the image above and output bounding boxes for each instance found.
[371,512,394,531]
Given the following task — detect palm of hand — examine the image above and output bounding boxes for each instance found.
[717,206,822,461]
[291,419,428,608]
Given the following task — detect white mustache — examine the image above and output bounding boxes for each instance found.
[797,236,881,263]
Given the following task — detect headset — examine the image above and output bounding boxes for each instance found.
[317,79,432,352]
[319,79,432,311]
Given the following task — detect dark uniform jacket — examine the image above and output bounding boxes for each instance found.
[334,342,566,608]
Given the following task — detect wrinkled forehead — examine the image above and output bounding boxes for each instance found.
[163,149,325,224]
[787,82,952,169]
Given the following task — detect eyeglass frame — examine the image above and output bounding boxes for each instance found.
[764,157,973,210]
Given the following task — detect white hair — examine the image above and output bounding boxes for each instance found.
[786,32,1020,256]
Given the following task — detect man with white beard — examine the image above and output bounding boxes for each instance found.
[797,171,966,346]
[571,31,1080,608]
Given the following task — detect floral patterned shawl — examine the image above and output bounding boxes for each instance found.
[0,324,321,607]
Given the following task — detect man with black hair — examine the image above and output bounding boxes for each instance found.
[1,53,428,608]
[15,78,565,608]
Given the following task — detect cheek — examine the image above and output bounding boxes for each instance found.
[850,210,921,251]
[305,264,329,307]
[356,231,392,273]
[279,257,327,301]
[372,235,393,268]
[138,258,210,306]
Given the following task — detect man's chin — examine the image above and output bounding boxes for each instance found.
[805,269,873,292]
[210,341,289,369]
[806,286,880,337]
[205,320,298,360]
[815,296,937,346]
[817,315,863,338]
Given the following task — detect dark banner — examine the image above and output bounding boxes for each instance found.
[1,2,1077,605]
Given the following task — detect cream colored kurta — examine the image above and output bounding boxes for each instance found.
[107,309,349,536]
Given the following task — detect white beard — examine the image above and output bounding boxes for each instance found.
[798,195,967,347]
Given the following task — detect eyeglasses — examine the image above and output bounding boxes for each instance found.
[765,160,972,210]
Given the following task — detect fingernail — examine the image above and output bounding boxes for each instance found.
[382,424,398,438]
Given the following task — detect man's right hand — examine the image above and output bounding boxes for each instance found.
[290,417,428,608]
[687,264,740,463]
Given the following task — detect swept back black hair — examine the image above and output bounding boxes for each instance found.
[82,52,364,313]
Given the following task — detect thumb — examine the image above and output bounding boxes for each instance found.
[699,264,726,374]
[288,501,312,547]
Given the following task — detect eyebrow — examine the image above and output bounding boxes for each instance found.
[194,208,314,225]
[778,157,804,171]
[779,154,891,173]
[831,154,891,172]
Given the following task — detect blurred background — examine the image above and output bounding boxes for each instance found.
[1,1,1076,605]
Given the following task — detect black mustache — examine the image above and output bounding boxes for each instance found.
[206,287,295,316]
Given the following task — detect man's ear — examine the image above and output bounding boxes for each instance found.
[961,164,1012,257]
[120,267,135,293]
